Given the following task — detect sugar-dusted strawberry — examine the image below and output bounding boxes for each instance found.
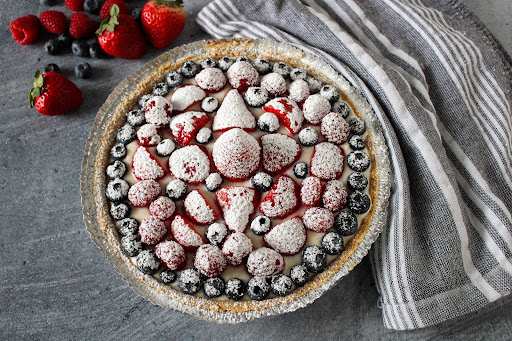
[100,0,128,20]
[170,85,206,112]
[246,247,284,277]
[183,190,218,225]
[39,11,67,35]
[259,175,299,219]
[212,128,261,181]
[195,68,227,92]
[145,95,172,127]
[212,89,256,132]
[194,244,227,277]
[221,232,253,265]
[302,207,334,233]
[96,4,146,59]
[69,13,97,39]
[264,217,306,255]
[132,146,166,181]
[170,214,205,249]
[226,61,259,91]
[170,112,209,146]
[321,112,350,145]
[29,71,83,116]
[216,186,258,233]
[155,240,186,270]
[168,145,210,184]
[149,196,176,221]
[261,133,301,175]
[288,79,310,103]
[322,180,347,212]
[128,180,161,207]
[65,0,85,11]
[141,0,186,49]
[261,72,287,96]
[310,142,345,180]
[263,97,304,134]
[138,216,167,245]
[10,15,40,45]
[300,176,323,206]
[303,94,331,125]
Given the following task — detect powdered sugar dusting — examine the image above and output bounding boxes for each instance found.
[310,142,344,180]
[132,146,165,181]
[170,214,204,249]
[303,94,331,125]
[263,97,304,134]
[261,72,287,96]
[184,190,218,225]
[246,247,285,276]
[127,180,161,207]
[213,89,256,132]
[137,123,161,147]
[149,196,176,221]
[194,244,227,277]
[264,217,306,255]
[222,232,253,265]
[322,180,348,212]
[145,96,172,126]
[216,186,257,233]
[195,68,227,92]
[170,111,209,145]
[168,145,210,183]
[321,112,350,145]
[259,175,299,219]
[288,79,310,103]
[302,207,334,233]
[155,240,186,270]
[300,176,323,206]
[261,133,301,174]
[139,216,167,245]
[171,85,206,112]
[226,61,259,90]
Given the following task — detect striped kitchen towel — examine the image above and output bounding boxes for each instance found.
[197,0,512,330]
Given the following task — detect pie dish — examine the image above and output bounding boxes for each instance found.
[81,38,391,322]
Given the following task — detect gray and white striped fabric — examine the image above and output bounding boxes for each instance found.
[196,0,512,330]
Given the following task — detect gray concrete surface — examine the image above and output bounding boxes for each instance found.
[1,0,511,340]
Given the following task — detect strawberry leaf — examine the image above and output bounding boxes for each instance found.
[96,5,120,35]
[29,70,44,108]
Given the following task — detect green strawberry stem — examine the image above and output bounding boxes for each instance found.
[29,70,43,108]
[96,4,120,35]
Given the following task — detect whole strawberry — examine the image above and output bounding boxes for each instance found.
[9,15,40,45]
[100,0,128,20]
[69,13,97,39]
[97,4,146,59]
[65,0,85,11]
[29,71,83,116]
[40,11,67,35]
[141,0,186,49]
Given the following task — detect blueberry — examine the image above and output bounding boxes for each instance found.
[273,62,291,78]
[298,127,319,147]
[84,0,100,14]
[180,60,200,78]
[89,42,105,59]
[225,278,245,300]
[116,125,136,144]
[321,232,344,255]
[44,39,60,55]
[43,63,60,74]
[205,172,222,192]
[347,151,370,172]
[199,57,217,69]
[131,7,142,21]
[118,218,139,236]
[332,102,350,119]
[290,265,309,286]
[218,57,234,71]
[71,40,89,57]
[105,178,130,202]
[75,62,92,79]
[349,117,367,135]
[293,162,308,179]
[126,109,145,127]
[206,222,228,246]
[155,139,176,158]
[110,202,130,220]
[251,172,274,192]
[138,94,152,110]
[246,276,270,301]
[257,112,279,133]
[106,160,127,179]
[347,172,368,191]
[307,77,322,93]
[236,56,251,63]
[290,68,307,81]
[348,135,365,150]
[270,274,293,296]
[178,269,203,294]
[196,127,213,145]
[166,179,187,201]
[110,143,127,160]
[165,70,184,87]
[250,216,272,236]
[252,58,271,74]
[40,0,58,5]
[153,82,169,97]
[160,269,177,284]
[348,191,371,215]
[57,32,73,49]
[320,85,340,104]
[302,246,327,273]
[245,87,269,107]
[334,210,358,236]
[198,98,218,114]
[204,277,225,298]
[120,235,142,257]
[136,250,161,275]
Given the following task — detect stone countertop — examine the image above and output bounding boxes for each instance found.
[1,0,511,340]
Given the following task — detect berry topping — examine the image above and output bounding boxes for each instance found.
[303,94,331,125]
[302,246,327,273]
[288,79,310,103]
[118,218,139,236]
[212,128,260,181]
[310,142,345,180]
[251,172,274,192]
[196,127,213,144]
[261,133,301,174]
[298,127,319,147]
[201,97,219,113]
[323,180,348,212]
[348,135,366,150]
[166,179,187,201]
[110,143,127,160]
[216,186,257,233]
[225,278,245,301]
[139,216,167,245]
[156,139,176,157]
[213,89,256,132]
[250,215,272,236]
[116,125,136,144]
[137,123,161,147]
[252,58,271,74]
[184,190,218,225]
[199,57,217,69]
[332,101,350,118]
[204,277,225,298]
[106,160,127,180]
[259,175,299,219]
[160,269,177,284]
[307,77,322,93]
[347,151,371,172]
[218,56,234,71]
[170,214,205,249]
[257,112,280,133]
[195,68,226,92]
[9,15,41,46]
[121,234,142,257]
[40,11,67,35]
[263,98,304,134]
[247,276,270,301]
[245,87,269,107]
[128,179,161,207]
[205,173,223,192]
[321,112,350,145]
[166,70,183,88]
[136,250,161,275]
[180,60,200,78]
[347,172,369,191]
[321,231,344,255]
[348,191,371,215]
[290,264,309,286]
[246,247,285,277]
[110,202,130,220]
[168,145,210,184]
[290,68,307,81]
[302,207,334,233]
[293,162,309,179]
[264,217,306,255]
[149,196,176,221]
[171,85,206,112]
[206,222,228,246]
[300,176,323,206]
[349,117,367,135]
[226,61,259,91]
[222,232,253,265]
[132,146,166,181]
[261,72,287,96]
[105,178,130,202]
[319,85,340,104]
[178,269,202,294]
[272,62,291,78]
[145,96,172,127]
[270,274,293,296]
[127,109,146,127]
[170,111,209,146]
[194,244,227,277]
[153,82,170,97]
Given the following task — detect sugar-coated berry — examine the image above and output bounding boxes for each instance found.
[178,269,203,294]
[126,109,145,127]
[348,191,371,215]
[251,172,274,192]
[136,250,161,275]
[58,32,73,48]
[349,117,367,135]
[236,56,251,63]
[293,162,308,179]
[196,127,213,144]
[89,42,104,59]
[201,97,219,113]
[334,210,358,236]
[120,234,142,257]
[131,7,142,21]
[257,112,279,133]
[347,172,368,191]
[298,127,319,147]
[160,269,177,284]
[290,264,309,286]
[204,277,225,298]
[45,39,60,55]
[118,218,139,236]
[75,62,92,79]
[200,57,217,69]
[166,179,187,201]
[139,94,152,110]
[71,40,89,57]
[84,0,100,13]
[106,160,126,179]
[43,63,60,74]
[205,173,223,192]
[307,77,322,93]
[271,274,293,296]
[218,57,234,71]
[156,139,176,157]
[347,151,371,172]
[320,85,340,104]
[246,276,270,301]
[332,102,350,119]
[348,135,365,150]
[245,87,269,107]
[105,178,130,202]
[321,231,344,255]
[272,62,291,78]
[225,278,245,301]
[206,222,228,246]
[290,68,307,81]
[110,202,130,220]
[116,125,136,144]
[302,246,327,273]
[166,71,183,87]
[110,143,127,160]
[153,82,170,97]
[250,215,272,236]
[180,60,200,78]
[253,58,271,74]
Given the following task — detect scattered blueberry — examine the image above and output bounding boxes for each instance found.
[257,112,279,133]
[252,58,271,74]
[166,179,187,201]
[225,278,245,300]
[57,32,73,49]
[347,151,371,172]
[349,117,367,135]
[347,172,368,191]
[321,231,344,255]
[273,62,291,78]
[307,77,322,93]
[332,102,350,119]
[120,234,142,257]
[205,172,223,192]
[334,210,358,236]
[270,274,293,296]
[153,82,169,97]
[199,57,217,69]
[160,269,177,284]
[245,86,269,107]
[250,215,272,236]
[290,264,309,286]
[131,7,142,21]
[302,246,327,273]
[290,68,307,81]
[116,125,136,144]
[136,250,161,275]
[348,135,365,150]
[71,40,89,57]
[106,160,127,179]
[180,60,200,78]
[218,56,234,71]
[156,139,176,157]
[293,162,308,179]
[204,277,225,298]
[105,178,130,202]
[348,191,371,215]
[89,42,105,59]
[320,85,340,104]
[126,109,145,127]
[251,172,274,192]
[196,127,213,144]
[178,269,203,294]
[44,39,60,55]
[246,276,270,301]
[206,222,228,246]
[165,70,183,88]
[236,56,251,63]
[110,202,130,220]
[298,127,319,147]
[201,97,219,113]
[40,0,58,5]
[84,0,100,14]
[110,143,127,160]
[43,63,60,74]
[75,62,92,79]
[118,217,139,236]
[139,94,152,110]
